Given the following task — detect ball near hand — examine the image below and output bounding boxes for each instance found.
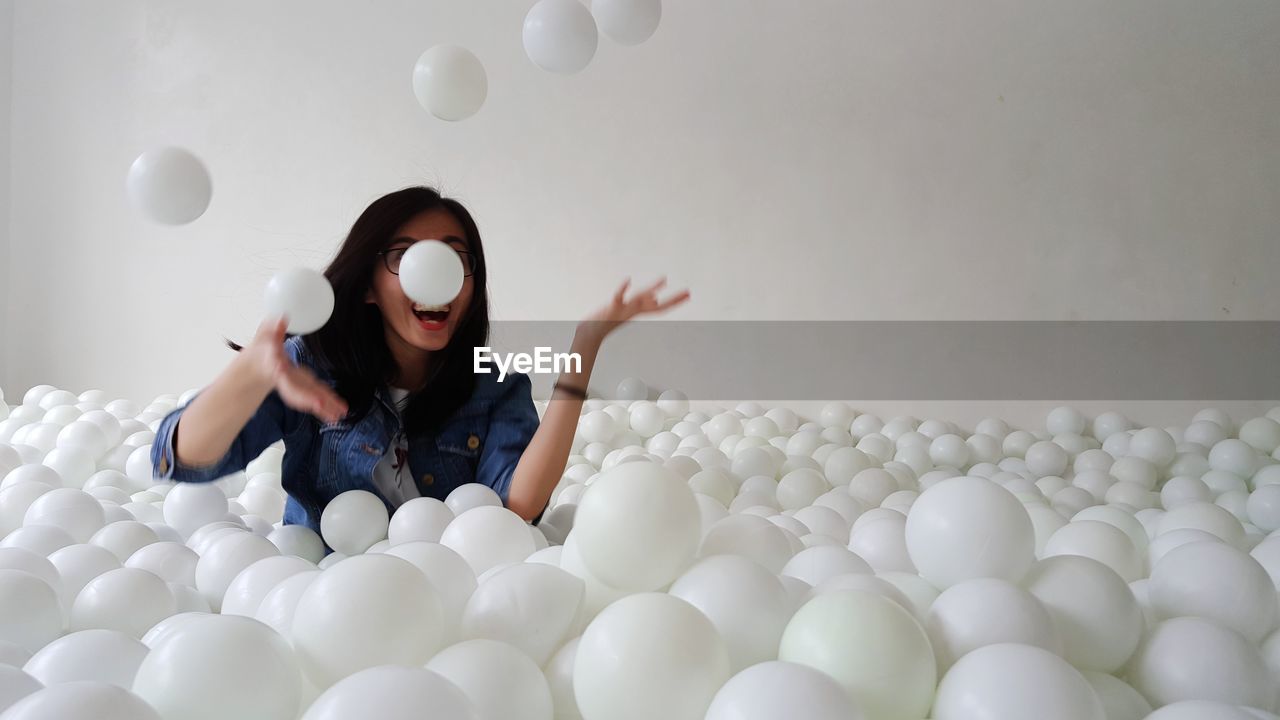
[263,268,335,335]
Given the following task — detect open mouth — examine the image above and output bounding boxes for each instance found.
[412,302,450,329]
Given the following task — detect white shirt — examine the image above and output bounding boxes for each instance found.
[371,386,420,508]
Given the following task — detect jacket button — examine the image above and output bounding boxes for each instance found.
[467,435,480,450]
[422,473,434,486]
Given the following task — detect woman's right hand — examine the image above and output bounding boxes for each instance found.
[244,317,349,425]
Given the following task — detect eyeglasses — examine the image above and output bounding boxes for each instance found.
[377,244,477,277]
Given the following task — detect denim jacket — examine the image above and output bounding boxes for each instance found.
[151,336,542,535]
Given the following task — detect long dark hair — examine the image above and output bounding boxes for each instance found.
[231,186,490,434]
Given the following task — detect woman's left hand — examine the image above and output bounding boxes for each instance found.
[578,276,690,345]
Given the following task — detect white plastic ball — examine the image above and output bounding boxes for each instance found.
[613,377,648,402]
[249,569,319,640]
[263,267,335,335]
[439,505,536,577]
[822,447,874,487]
[220,554,315,618]
[412,45,488,122]
[194,531,278,611]
[904,476,1034,589]
[388,497,454,545]
[320,490,388,556]
[1148,540,1276,642]
[924,578,1061,672]
[628,402,665,438]
[126,146,213,225]
[1162,476,1214,508]
[0,569,62,654]
[775,469,829,511]
[1247,485,1280,532]
[1,465,60,493]
[45,543,120,609]
[699,514,794,574]
[460,562,583,666]
[1157,502,1246,548]
[1024,441,1069,477]
[292,554,445,688]
[848,513,915,573]
[1240,417,1280,453]
[132,613,301,720]
[55,421,109,460]
[578,411,617,444]
[398,239,465,307]
[0,681,162,720]
[704,660,861,720]
[15,424,59,455]
[1002,430,1036,458]
[1185,419,1229,449]
[1079,671,1151,720]
[123,445,157,490]
[644,391,685,419]
[1209,439,1260,479]
[440,481,499,515]
[1092,412,1132,441]
[1129,427,1177,468]
[1046,406,1087,436]
[591,0,662,45]
[669,554,791,673]
[124,541,198,587]
[1042,520,1142,581]
[423,639,551,720]
[22,488,105,543]
[574,461,699,591]
[237,485,286,521]
[1128,616,1277,710]
[21,385,56,406]
[574,593,730,720]
[301,665,476,720]
[932,643,1103,720]
[22,629,146,688]
[523,0,598,74]
[0,664,41,712]
[160,482,228,539]
[778,590,935,720]
[1,525,74,555]
[69,567,176,639]
[928,434,971,469]
[1022,555,1142,673]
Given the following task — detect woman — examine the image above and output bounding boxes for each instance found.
[151,186,688,535]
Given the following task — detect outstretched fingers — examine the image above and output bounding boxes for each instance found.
[653,288,691,312]
[636,276,668,298]
[613,277,632,307]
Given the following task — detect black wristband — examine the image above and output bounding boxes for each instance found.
[552,382,588,400]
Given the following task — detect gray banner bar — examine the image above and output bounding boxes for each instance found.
[482,321,1280,401]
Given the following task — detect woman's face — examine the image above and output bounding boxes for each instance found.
[366,208,475,362]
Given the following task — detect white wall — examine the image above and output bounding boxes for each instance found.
[0,1,11,397]
[4,0,1279,428]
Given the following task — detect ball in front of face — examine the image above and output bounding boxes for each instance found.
[398,240,464,307]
